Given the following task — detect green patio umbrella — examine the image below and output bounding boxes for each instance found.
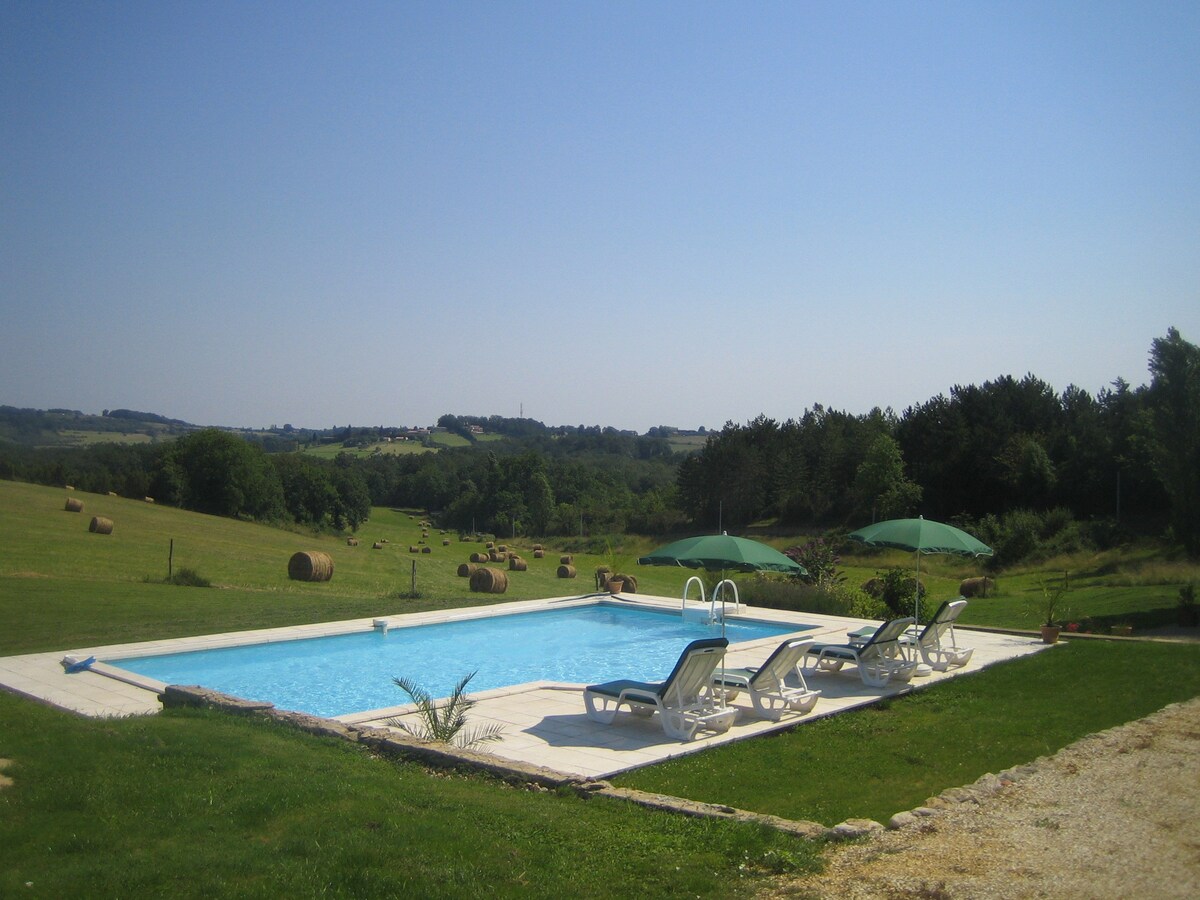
[847,516,992,623]
[638,533,807,575]
[639,533,806,673]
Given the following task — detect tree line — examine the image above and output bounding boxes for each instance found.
[1,328,1195,555]
[678,328,1198,555]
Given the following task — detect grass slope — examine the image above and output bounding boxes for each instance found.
[2,480,1199,893]
[839,545,1197,632]
[0,694,816,897]
[0,481,682,654]
[616,639,1200,825]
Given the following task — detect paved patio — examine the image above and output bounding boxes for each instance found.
[0,594,1049,779]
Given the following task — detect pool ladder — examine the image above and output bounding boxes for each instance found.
[681,576,741,624]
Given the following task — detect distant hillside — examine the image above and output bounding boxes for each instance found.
[0,404,712,455]
[0,406,199,448]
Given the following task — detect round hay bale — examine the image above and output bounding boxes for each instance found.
[65,484,75,491]
[560,555,572,565]
[557,564,577,579]
[614,573,638,593]
[409,546,419,553]
[486,541,496,550]
[533,549,545,559]
[65,497,84,513]
[107,491,117,497]
[470,566,508,594]
[346,537,359,546]
[143,496,154,504]
[532,543,544,552]
[509,556,527,571]
[457,562,478,578]
[89,515,113,535]
[489,551,509,562]
[288,550,333,582]
[959,576,996,598]
[470,551,489,563]
[372,541,384,550]
[442,538,451,546]
[498,544,507,552]
[421,546,432,554]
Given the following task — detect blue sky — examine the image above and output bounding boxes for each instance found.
[3,1,1197,432]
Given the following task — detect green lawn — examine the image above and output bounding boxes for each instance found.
[616,638,1200,824]
[3,477,1199,895]
[0,693,817,897]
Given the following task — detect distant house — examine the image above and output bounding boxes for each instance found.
[468,425,484,435]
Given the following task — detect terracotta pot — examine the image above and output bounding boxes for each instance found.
[1040,624,1061,644]
[608,578,625,595]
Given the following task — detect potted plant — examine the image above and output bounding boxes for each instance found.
[1029,576,1070,644]
[601,539,631,595]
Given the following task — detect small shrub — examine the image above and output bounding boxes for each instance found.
[166,567,210,588]
[784,538,845,589]
[846,588,891,621]
[871,567,923,618]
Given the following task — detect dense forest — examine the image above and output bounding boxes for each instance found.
[2,328,1197,561]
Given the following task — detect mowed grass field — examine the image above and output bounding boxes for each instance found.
[3,478,1196,654]
[2,478,1199,896]
[0,480,684,654]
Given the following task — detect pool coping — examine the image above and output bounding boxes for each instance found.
[0,592,1051,778]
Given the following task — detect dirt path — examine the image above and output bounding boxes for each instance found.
[772,696,1200,899]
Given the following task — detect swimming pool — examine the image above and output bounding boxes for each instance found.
[109,603,807,717]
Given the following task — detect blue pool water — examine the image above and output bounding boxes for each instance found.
[110,603,805,717]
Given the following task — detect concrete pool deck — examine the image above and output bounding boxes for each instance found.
[0,593,1050,779]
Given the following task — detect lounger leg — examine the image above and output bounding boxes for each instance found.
[583,691,620,724]
[661,710,698,741]
[750,691,789,722]
[789,689,820,714]
[858,662,891,688]
[814,657,845,673]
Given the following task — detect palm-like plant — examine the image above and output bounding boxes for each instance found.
[388,671,504,750]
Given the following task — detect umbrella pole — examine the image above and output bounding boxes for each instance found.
[914,550,921,625]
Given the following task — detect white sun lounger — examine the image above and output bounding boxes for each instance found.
[711,637,821,721]
[910,598,974,671]
[583,637,738,741]
[847,599,974,672]
[804,617,917,688]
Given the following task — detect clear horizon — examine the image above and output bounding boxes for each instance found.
[3,2,1197,434]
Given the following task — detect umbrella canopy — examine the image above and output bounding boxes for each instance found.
[638,533,807,575]
[847,516,992,623]
[847,517,993,558]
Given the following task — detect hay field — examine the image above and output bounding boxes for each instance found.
[0,481,682,654]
